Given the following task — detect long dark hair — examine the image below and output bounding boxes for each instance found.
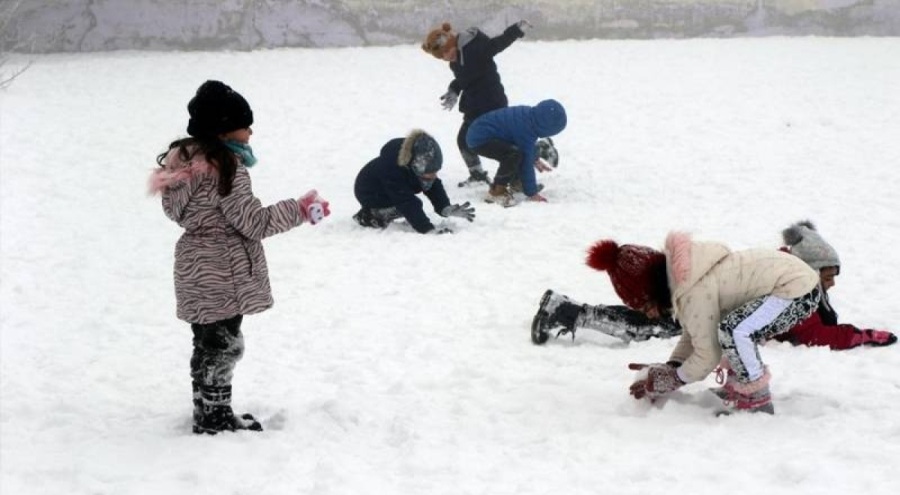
[156,137,238,196]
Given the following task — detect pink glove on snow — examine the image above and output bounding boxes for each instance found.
[298,189,330,225]
[865,329,896,347]
[850,329,897,347]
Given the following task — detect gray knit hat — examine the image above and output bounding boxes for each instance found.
[782,220,840,271]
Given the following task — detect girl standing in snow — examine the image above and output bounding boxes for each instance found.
[149,80,331,434]
[588,232,820,414]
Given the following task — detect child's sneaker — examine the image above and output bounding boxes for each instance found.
[458,169,491,187]
[485,184,518,207]
[508,181,544,194]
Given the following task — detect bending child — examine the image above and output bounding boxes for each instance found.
[588,232,820,414]
[422,20,530,187]
[353,130,474,234]
[466,99,567,205]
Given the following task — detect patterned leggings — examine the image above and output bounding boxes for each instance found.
[718,287,821,382]
[190,314,245,387]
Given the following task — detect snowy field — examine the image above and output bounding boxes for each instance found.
[1,36,899,495]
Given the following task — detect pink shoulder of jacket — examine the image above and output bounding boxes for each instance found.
[147,148,216,195]
[665,231,693,286]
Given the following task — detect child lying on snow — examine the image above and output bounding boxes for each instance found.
[531,221,896,350]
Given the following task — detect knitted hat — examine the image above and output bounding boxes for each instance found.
[586,240,669,310]
[398,129,443,175]
[782,220,840,271]
[422,23,456,58]
[187,80,254,138]
[532,99,568,137]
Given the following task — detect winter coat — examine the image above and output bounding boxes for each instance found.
[354,137,452,234]
[774,289,870,350]
[149,147,303,324]
[664,232,819,382]
[466,102,567,197]
[448,24,523,120]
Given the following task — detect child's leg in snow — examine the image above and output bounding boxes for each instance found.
[579,304,681,342]
[718,288,821,382]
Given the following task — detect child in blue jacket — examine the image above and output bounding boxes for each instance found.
[466,99,567,206]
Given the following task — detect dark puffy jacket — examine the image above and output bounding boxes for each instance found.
[449,24,523,120]
[354,138,451,234]
[466,100,567,196]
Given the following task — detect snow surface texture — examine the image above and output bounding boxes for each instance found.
[1,37,899,495]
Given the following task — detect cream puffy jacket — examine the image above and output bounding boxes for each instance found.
[665,232,818,383]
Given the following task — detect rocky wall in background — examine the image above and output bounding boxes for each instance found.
[3,0,898,53]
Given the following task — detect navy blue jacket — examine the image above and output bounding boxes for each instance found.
[448,24,523,120]
[354,138,451,234]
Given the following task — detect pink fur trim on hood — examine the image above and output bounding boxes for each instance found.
[665,231,693,286]
[147,148,216,195]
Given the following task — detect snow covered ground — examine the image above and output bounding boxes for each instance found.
[1,37,899,495]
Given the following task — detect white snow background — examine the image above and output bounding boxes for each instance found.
[1,37,899,495]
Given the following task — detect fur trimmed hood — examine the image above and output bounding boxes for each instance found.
[664,231,730,295]
[396,129,442,175]
[397,129,427,167]
[147,147,216,195]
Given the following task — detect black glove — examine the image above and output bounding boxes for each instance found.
[441,202,475,222]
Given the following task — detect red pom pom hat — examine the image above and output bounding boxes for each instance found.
[586,240,670,311]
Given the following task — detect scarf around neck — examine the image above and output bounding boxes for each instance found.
[223,140,258,167]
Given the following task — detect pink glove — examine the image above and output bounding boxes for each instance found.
[298,189,330,225]
[628,363,684,400]
[853,329,898,347]
[534,158,553,173]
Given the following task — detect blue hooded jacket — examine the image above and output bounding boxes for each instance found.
[466,99,567,196]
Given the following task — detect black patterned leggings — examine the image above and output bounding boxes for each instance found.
[190,315,245,387]
[718,287,821,383]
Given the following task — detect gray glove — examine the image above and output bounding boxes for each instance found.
[432,226,454,235]
[517,20,533,33]
[441,202,475,222]
[440,90,458,111]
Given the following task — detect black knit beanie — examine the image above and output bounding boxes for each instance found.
[186,80,254,138]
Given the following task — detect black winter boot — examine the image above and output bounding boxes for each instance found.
[193,385,263,435]
[353,208,387,229]
[531,289,585,344]
[192,381,202,425]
